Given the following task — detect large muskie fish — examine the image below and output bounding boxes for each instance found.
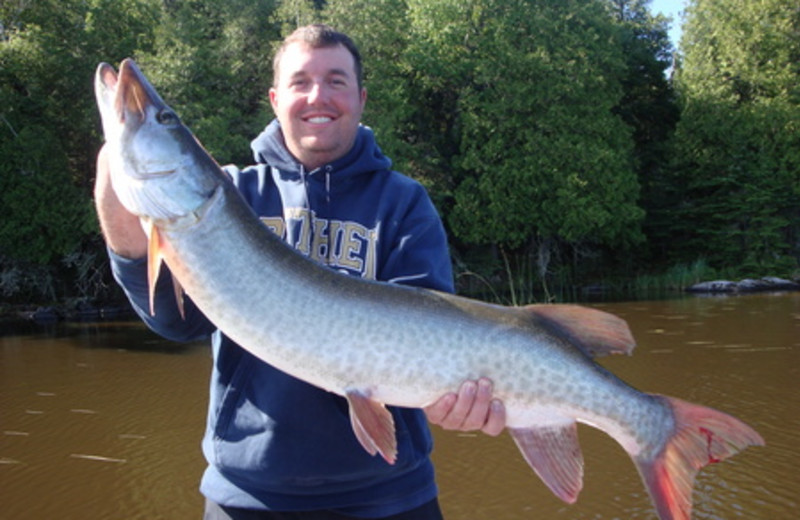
[95,59,763,519]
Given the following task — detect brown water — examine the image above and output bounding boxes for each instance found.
[1,292,798,519]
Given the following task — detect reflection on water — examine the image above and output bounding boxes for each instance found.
[1,321,210,519]
[2,292,798,519]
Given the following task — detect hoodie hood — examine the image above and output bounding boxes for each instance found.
[250,119,392,181]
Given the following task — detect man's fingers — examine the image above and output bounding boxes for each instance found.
[459,378,493,431]
[424,378,507,435]
[482,399,506,437]
[423,392,457,425]
[440,380,477,430]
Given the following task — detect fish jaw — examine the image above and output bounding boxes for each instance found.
[94,59,221,223]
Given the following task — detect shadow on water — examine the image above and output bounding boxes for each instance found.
[1,316,199,354]
[2,291,798,519]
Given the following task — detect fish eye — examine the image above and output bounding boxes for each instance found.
[156,109,180,125]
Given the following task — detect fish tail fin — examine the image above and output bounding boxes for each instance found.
[634,396,764,520]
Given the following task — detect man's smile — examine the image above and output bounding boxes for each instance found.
[305,116,334,124]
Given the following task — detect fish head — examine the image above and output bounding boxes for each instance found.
[95,58,222,224]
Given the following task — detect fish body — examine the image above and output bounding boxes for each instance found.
[95,59,763,520]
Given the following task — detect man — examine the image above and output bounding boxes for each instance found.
[95,24,504,519]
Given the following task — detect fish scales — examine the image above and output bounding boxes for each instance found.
[161,182,649,427]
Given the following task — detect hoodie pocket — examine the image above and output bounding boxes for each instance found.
[211,355,255,446]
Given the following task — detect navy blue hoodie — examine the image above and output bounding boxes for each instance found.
[109,120,454,516]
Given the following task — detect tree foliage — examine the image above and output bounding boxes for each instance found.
[667,0,800,274]
[330,0,648,286]
[439,0,642,249]
[0,0,159,267]
[1,0,797,303]
[135,0,279,165]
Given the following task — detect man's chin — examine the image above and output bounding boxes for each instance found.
[299,138,343,154]
[295,141,343,168]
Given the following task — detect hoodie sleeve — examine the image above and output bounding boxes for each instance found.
[107,164,252,343]
[378,182,455,294]
[109,249,216,342]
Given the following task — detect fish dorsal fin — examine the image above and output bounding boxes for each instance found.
[509,422,584,504]
[521,304,635,357]
[345,388,397,465]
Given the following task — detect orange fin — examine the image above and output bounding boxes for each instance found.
[146,222,164,317]
[510,422,584,503]
[145,222,185,319]
[634,396,764,520]
[522,304,635,357]
[345,389,397,465]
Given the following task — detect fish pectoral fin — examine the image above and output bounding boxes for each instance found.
[522,304,635,357]
[509,422,584,504]
[145,222,185,319]
[146,222,164,317]
[344,389,397,465]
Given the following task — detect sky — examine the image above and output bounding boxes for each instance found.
[650,0,687,48]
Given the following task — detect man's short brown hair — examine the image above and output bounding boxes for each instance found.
[272,24,363,89]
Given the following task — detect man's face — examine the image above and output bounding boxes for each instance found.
[270,42,366,170]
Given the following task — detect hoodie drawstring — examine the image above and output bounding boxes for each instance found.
[324,166,333,265]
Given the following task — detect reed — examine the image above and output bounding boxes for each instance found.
[631,259,719,293]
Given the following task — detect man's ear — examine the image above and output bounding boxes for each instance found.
[269,87,278,113]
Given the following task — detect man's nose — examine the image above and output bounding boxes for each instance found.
[307,81,330,105]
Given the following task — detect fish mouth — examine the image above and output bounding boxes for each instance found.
[96,59,167,126]
[96,63,119,95]
[117,61,151,124]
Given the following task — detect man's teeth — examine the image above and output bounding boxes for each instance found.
[307,116,332,123]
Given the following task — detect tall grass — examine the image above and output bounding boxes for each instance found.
[456,256,723,305]
[631,258,719,293]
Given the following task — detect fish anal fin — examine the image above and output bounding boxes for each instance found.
[509,422,584,504]
[345,389,397,465]
[522,304,635,357]
[634,395,764,520]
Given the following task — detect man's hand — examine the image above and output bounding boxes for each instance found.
[95,145,148,259]
[424,378,506,436]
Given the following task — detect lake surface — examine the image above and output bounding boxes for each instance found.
[2,292,798,519]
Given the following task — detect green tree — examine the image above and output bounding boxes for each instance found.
[323,0,424,183]
[325,0,651,296]
[1,0,160,302]
[412,0,643,277]
[606,0,681,266]
[0,0,158,266]
[136,0,280,166]
[274,0,324,36]
[667,0,800,274]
